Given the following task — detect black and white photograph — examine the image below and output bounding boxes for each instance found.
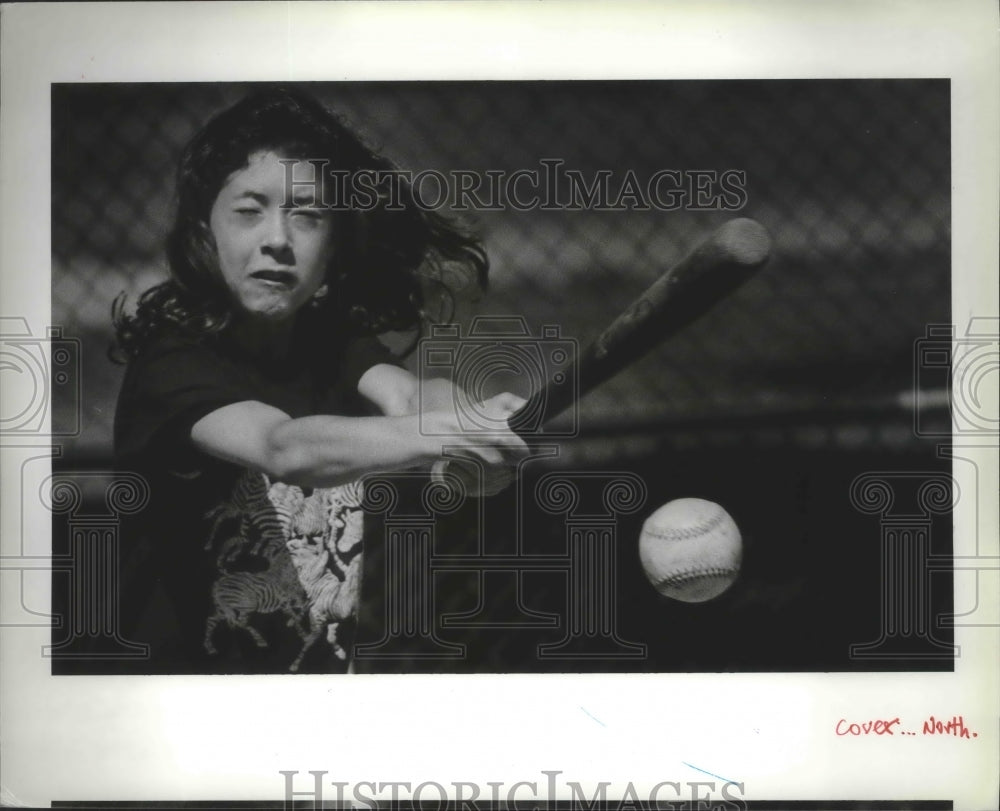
[46,78,956,677]
[1,2,997,809]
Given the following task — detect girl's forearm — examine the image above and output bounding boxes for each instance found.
[264,413,443,488]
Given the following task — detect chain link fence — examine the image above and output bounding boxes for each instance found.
[50,81,952,673]
[52,80,950,461]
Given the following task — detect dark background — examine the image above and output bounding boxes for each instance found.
[50,80,953,672]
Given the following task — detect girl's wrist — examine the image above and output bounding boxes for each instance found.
[388,413,443,466]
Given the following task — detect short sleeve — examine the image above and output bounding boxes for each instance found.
[114,336,257,468]
[337,334,405,395]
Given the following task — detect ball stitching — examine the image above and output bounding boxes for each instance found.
[643,508,727,542]
[655,566,739,589]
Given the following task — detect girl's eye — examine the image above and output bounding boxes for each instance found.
[291,209,325,226]
[235,208,261,218]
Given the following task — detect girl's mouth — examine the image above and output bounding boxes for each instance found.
[250,269,297,286]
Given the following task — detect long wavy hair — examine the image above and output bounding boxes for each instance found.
[112,87,488,359]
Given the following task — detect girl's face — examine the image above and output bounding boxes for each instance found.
[209,150,335,325]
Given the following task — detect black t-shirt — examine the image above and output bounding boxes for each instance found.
[114,328,398,674]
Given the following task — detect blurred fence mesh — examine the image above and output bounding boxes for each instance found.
[52,80,950,460]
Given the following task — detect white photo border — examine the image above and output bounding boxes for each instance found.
[1,1,997,808]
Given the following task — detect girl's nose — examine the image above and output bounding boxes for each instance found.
[262,210,291,251]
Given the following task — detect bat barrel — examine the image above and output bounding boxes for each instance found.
[509,218,771,437]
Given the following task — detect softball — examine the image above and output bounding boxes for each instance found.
[638,498,742,602]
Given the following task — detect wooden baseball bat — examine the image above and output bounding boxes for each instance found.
[431,218,771,494]
[507,216,771,436]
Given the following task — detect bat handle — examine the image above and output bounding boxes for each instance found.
[506,363,578,439]
[429,455,519,498]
